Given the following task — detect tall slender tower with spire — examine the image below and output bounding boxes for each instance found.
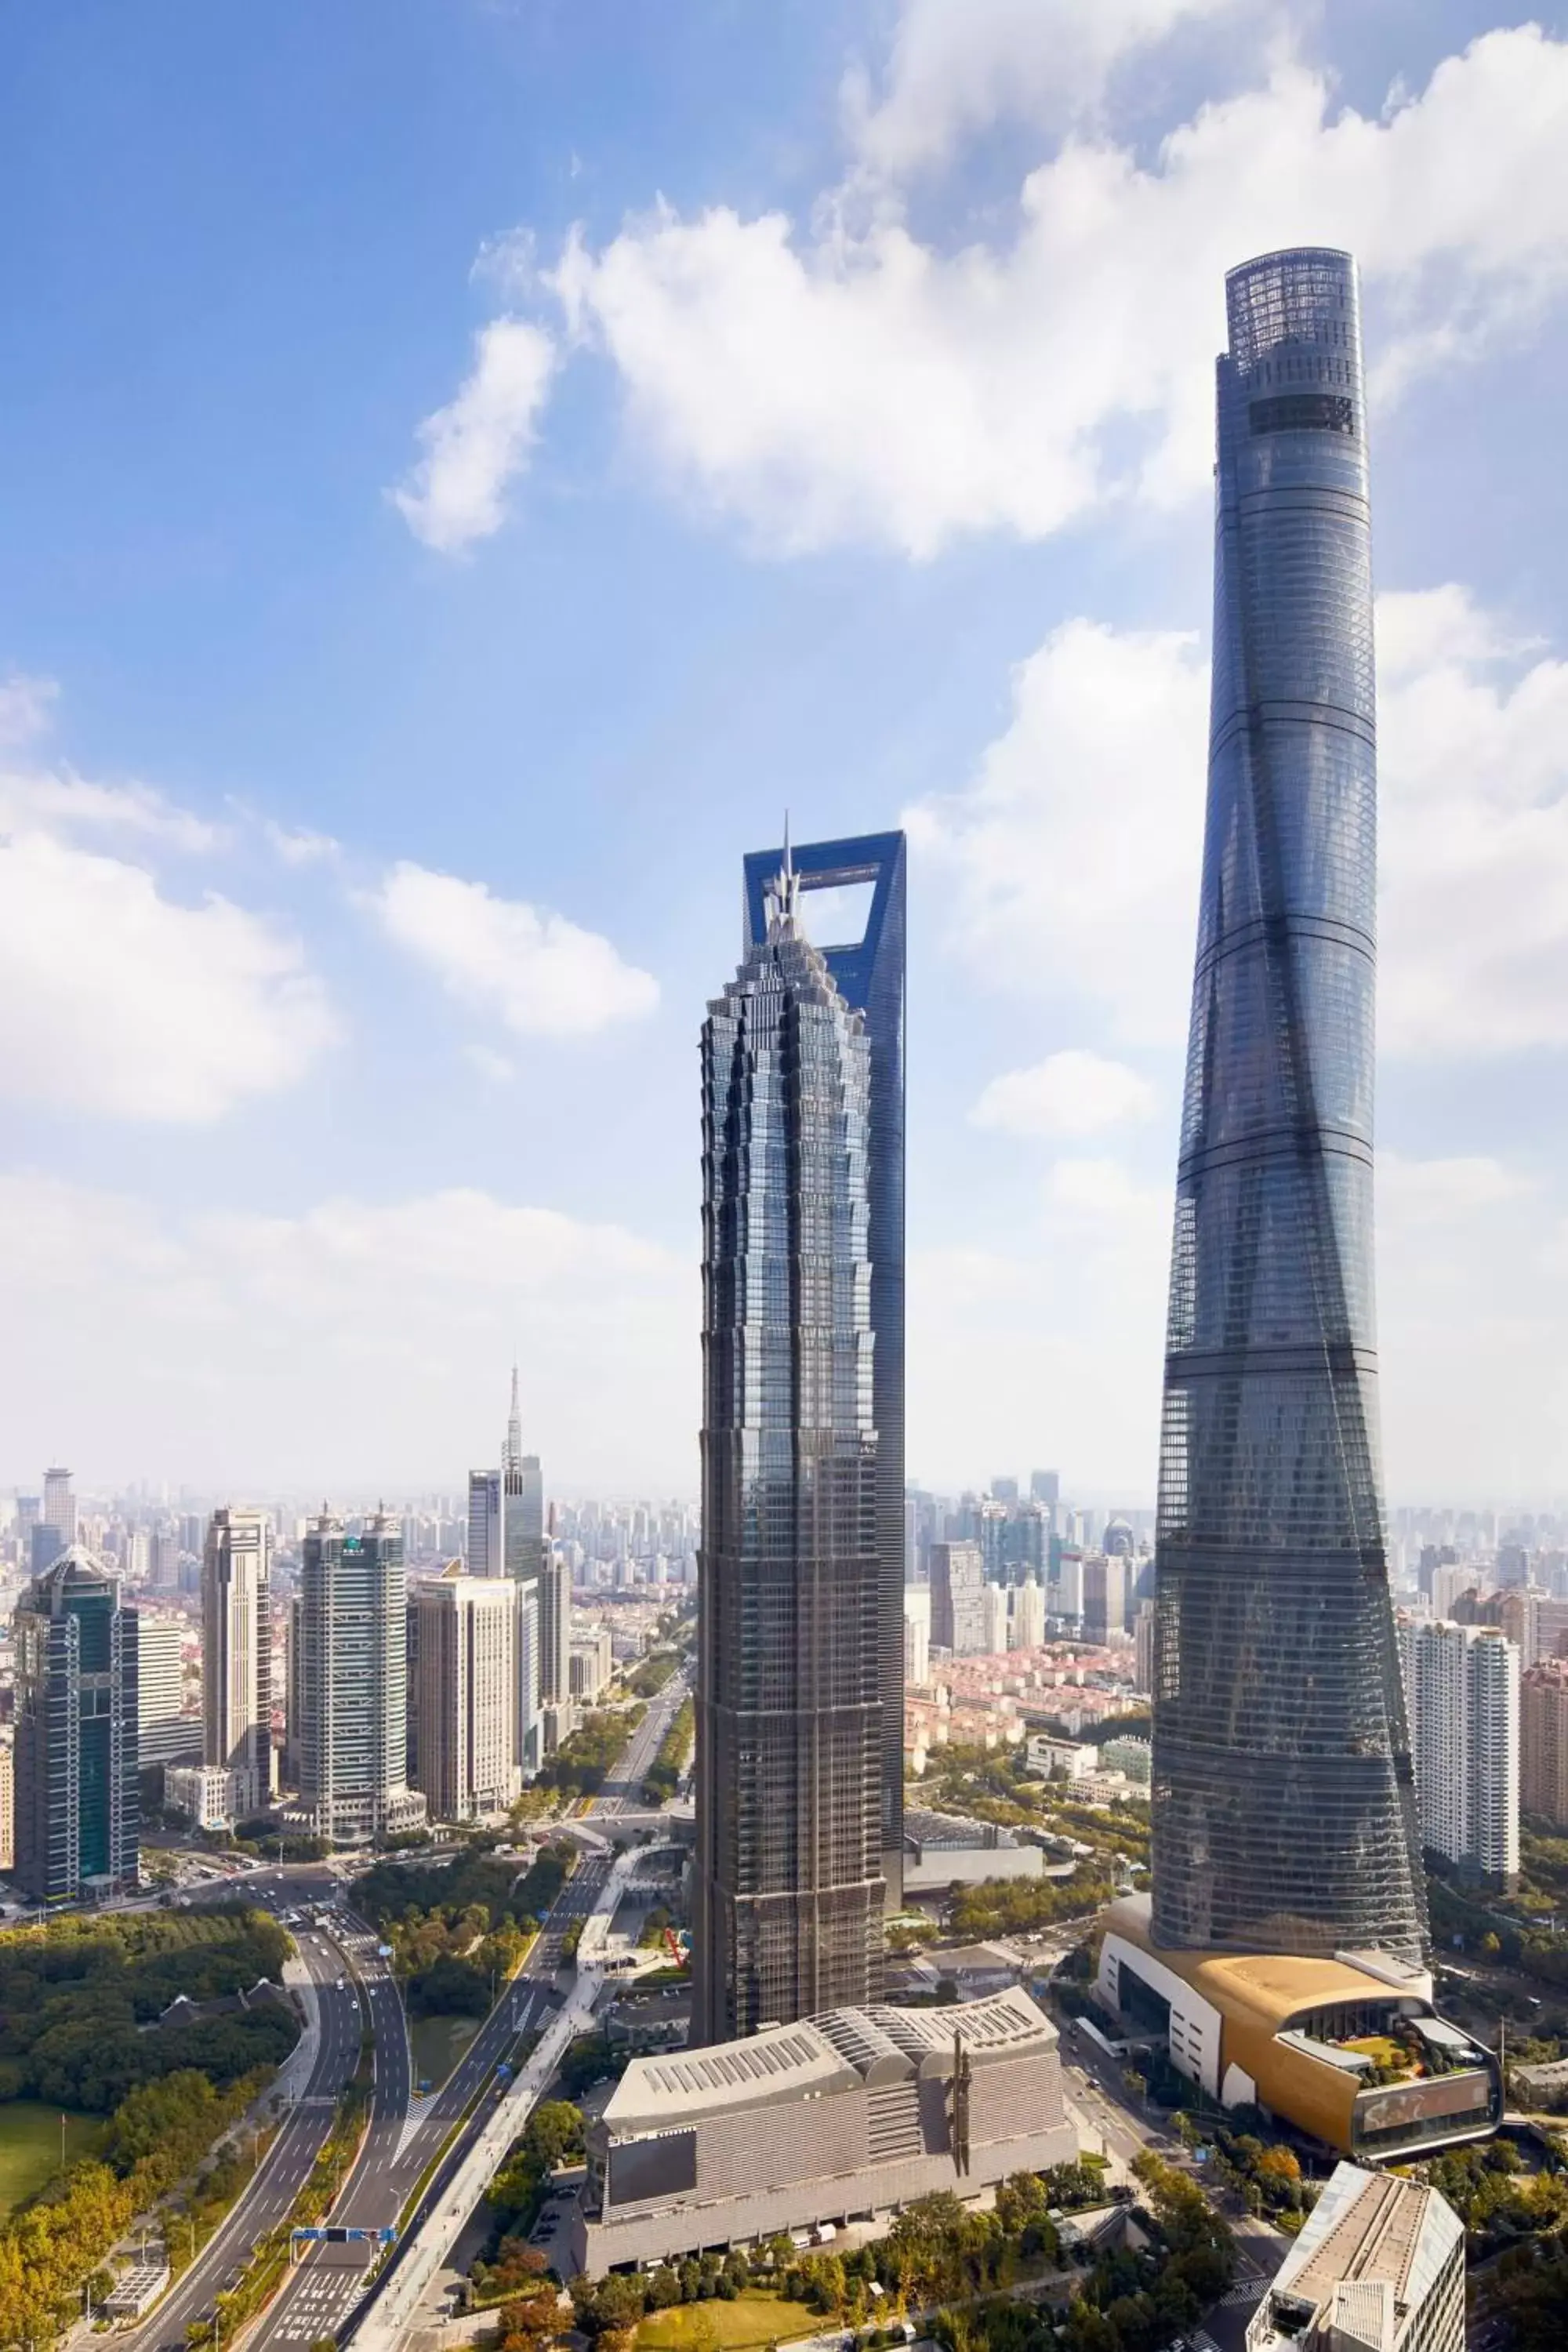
[692,839,885,2044]
[502,1366,546,1767]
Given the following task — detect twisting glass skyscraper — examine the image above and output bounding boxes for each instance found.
[693,846,884,2044]
[1151,249,1427,1965]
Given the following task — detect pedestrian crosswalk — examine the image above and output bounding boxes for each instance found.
[1218,2278,1266,2307]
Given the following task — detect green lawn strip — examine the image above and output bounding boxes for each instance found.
[0,2106,106,2218]
[638,2290,822,2350]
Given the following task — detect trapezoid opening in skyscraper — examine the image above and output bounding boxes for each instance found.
[1148,248,1428,1968]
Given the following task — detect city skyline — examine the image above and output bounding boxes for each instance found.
[2,6,1567,1501]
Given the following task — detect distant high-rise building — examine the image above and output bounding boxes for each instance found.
[694,844,887,2045]
[30,1523,64,1575]
[43,1466,76,1548]
[1150,249,1426,1964]
[136,1615,194,1765]
[929,1541,986,1655]
[13,1549,139,1900]
[991,1477,1019,1504]
[1083,1554,1127,1644]
[503,1367,545,1581]
[1134,1600,1156,1698]
[466,1468,503,1578]
[1013,1575,1046,1653]
[149,1523,180,1589]
[980,1581,1009,1656]
[903,1585,931,1687]
[1399,1623,1519,1886]
[407,1571,517,1822]
[0,1733,14,1872]
[1522,1661,1568,1828]
[292,1510,425,1844]
[742,828,906,1904]
[501,1368,545,1770]
[538,1553,571,1707]
[1029,1471,1059,1508]
[203,1508,274,1813]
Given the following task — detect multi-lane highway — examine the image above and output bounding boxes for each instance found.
[130,1922,364,2352]
[263,1671,691,2352]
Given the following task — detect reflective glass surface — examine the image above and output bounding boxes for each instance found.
[692,885,886,2045]
[1152,249,1428,1964]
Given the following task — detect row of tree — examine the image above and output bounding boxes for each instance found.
[0,2065,270,2349]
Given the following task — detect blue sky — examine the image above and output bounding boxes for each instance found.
[3,0,1568,1503]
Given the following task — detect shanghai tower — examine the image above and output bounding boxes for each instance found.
[1151,249,1427,1965]
[692,844,885,2044]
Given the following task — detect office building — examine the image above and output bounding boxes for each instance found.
[572,1987,1075,2277]
[980,1581,1008,1656]
[742,829,906,1902]
[13,1549,140,1901]
[929,1541,985,1656]
[514,1576,541,1776]
[1030,1470,1060,1508]
[31,1522,64,1575]
[1247,2162,1464,2352]
[136,1615,195,1766]
[0,1731,13,1872]
[1134,1600,1156,1697]
[43,1466,76,1548]
[466,1468,503,1578]
[1011,1573,1045,1653]
[1522,1661,1568,1828]
[202,1507,274,1814]
[290,1510,425,1844]
[694,844,886,2044]
[1100,1896,1500,2160]
[503,1367,545,1582]
[407,1570,517,1822]
[1399,1623,1519,1886]
[903,1585,931,1687]
[1083,1553,1127,1644]
[165,1762,240,1831]
[1150,249,1426,1964]
[568,1628,614,1702]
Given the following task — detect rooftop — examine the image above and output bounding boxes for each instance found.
[1250,2161,1462,2350]
[602,1987,1056,2135]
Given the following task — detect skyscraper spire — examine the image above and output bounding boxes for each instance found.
[504,1363,523,1472]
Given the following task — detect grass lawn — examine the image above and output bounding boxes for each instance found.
[638,2291,822,2352]
[408,2011,481,2093]
[0,2103,106,2216]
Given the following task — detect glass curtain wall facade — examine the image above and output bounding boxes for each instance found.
[1151,249,1427,1964]
[13,1550,140,1901]
[296,1510,426,1843]
[742,831,906,1906]
[693,851,884,2044]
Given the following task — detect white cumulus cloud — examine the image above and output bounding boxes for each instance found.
[532,26,1568,557]
[972,1049,1156,1138]
[0,1174,691,1490]
[906,616,1208,1043]
[843,0,1247,180]
[0,833,336,1121]
[368,859,659,1038]
[391,317,557,554]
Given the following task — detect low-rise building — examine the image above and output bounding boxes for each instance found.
[1247,2161,1464,2352]
[572,1987,1076,2276]
[1098,1894,1501,2161]
[165,1762,241,1831]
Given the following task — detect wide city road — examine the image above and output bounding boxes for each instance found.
[132,1922,363,2352]
[263,1671,691,2352]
